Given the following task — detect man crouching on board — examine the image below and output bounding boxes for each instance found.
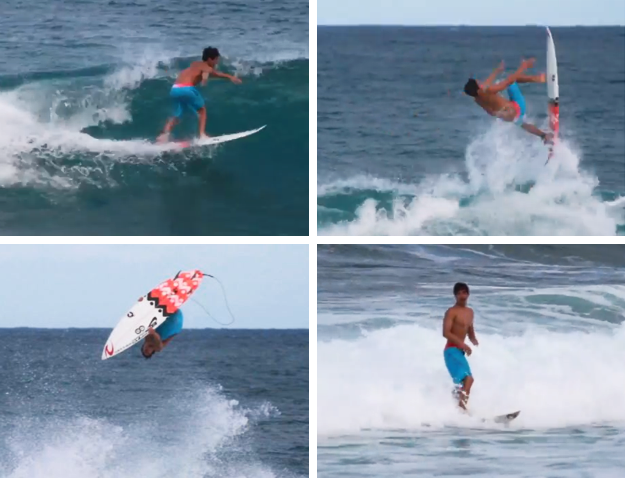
[443,282,479,410]
[141,303,184,358]
[157,47,242,143]
[464,58,553,144]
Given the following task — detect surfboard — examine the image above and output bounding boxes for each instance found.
[488,410,520,424]
[101,270,204,360]
[171,125,266,148]
[545,27,559,164]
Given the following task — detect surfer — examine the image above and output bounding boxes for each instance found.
[442,282,479,411]
[464,58,553,144]
[157,47,242,143]
[141,306,184,359]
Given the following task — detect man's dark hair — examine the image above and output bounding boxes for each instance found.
[202,47,220,61]
[464,78,479,97]
[453,282,470,296]
[141,343,155,359]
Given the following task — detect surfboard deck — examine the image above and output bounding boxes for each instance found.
[166,125,266,148]
[102,270,204,360]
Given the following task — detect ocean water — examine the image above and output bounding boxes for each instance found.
[0,0,308,235]
[317,27,625,235]
[0,329,308,478]
[318,244,625,477]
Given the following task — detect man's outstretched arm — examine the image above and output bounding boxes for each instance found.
[521,123,553,144]
[208,68,242,84]
[481,61,505,89]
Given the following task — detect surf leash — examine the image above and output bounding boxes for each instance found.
[190,273,236,326]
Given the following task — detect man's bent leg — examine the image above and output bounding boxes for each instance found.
[157,117,179,143]
[516,73,546,84]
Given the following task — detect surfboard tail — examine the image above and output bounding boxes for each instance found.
[547,101,559,162]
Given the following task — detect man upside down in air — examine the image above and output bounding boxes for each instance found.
[464,58,553,144]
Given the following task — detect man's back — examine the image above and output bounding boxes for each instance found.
[475,91,510,118]
[175,61,208,86]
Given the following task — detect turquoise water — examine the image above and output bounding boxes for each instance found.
[0,0,308,235]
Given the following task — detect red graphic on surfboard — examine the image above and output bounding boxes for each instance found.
[148,270,204,316]
[105,344,114,357]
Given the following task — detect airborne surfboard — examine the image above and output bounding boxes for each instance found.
[545,27,559,164]
[169,125,266,149]
[101,270,204,360]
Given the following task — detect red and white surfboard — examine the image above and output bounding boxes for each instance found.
[102,270,204,360]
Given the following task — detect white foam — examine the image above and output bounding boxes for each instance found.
[3,386,281,478]
[318,321,625,436]
[319,123,623,235]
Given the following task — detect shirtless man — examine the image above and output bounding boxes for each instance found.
[442,282,479,410]
[157,47,242,143]
[141,306,184,359]
[464,58,553,144]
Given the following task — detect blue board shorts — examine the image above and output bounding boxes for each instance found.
[444,347,472,385]
[155,309,184,341]
[506,82,526,125]
[170,84,205,118]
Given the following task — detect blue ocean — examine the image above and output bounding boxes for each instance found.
[0,328,308,477]
[0,0,308,235]
[317,27,625,235]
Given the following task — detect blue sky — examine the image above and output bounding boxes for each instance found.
[0,245,308,329]
[318,0,625,26]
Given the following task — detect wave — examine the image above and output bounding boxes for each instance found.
[0,52,307,190]
[318,320,625,435]
[318,123,625,236]
[2,385,283,478]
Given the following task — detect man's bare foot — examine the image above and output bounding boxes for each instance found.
[199,133,211,140]
[543,132,554,145]
[156,133,169,144]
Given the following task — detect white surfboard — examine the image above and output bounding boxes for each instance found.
[484,410,520,424]
[171,125,266,148]
[546,28,559,101]
[545,27,559,164]
[102,270,204,360]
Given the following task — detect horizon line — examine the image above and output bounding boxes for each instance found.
[318,23,625,27]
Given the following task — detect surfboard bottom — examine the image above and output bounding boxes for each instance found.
[489,410,520,424]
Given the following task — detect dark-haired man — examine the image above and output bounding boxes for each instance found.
[464,58,553,144]
[157,47,242,142]
[141,307,184,359]
[442,282,479,410]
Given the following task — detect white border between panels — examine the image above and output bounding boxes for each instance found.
[0,236,312,245]
[316,236,625,245]
[309,1,318,476]
[309,241,317,478]
[309,0,318,241]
